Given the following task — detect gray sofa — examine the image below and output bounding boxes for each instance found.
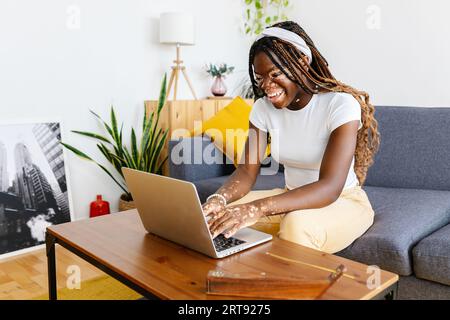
[168,106,450,299]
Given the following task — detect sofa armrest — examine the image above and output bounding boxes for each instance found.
[168,137,235,182]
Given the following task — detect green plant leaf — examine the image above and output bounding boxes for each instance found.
[255,0,262,9]
[149,130,168,173]
[142,119,155,170]
[142,104,148,132]
[71,130,111,144]
[119,123,124,147]
[109,153,127,177]
[122,146,137,169]
[256,22,263,34]
[149,103,167,167]
[147,126,164,170]
[97,143,113,163]
[90,109,115,141]
[60,142,92,161]
[61,142,129,195]
[148,74,168,164]
[155,156,168,175]
[157,73,167,114]
[131,128,139,167]
[110,107,119,143]
[140,112,154,159]
[97,143,124,177]
[109,107,126,162]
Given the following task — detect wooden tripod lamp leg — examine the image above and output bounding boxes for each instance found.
[173,67,180,101]
[166,68,176,103]
[181,67,198,100]
[165,44,197,101]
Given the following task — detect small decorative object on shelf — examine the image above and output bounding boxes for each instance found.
[205,63,234,97]
[90,195,110,218]
[211,76,227,97]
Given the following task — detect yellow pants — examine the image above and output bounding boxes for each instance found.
[229,186,374,254]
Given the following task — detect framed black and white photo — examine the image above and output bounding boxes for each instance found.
[0,120,73,258]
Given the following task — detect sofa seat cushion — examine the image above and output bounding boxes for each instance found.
[336,186,450,276]
[413,224,450,286]
[193,173,285,203]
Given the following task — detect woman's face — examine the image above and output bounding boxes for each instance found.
[253,51,304,109]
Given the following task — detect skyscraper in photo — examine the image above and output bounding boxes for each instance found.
[14,143,34,209]
[0,142,9,192]
[52,183,70,222]
[32,123,69,219]
[32,124,66,193]
[24,164,58,212]
[14,142,33,170]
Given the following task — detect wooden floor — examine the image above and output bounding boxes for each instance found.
[0,245,104,300]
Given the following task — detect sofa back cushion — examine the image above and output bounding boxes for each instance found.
[365,106,450,190]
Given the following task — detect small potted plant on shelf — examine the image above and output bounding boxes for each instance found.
[61,74,168,212]
[205,63,235,97]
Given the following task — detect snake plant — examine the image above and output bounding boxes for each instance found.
[61,74,168,201]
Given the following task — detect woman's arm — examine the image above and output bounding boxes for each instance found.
[202,123,268,215]
[209,120,359,237]
[214,123,268,203]
[253,120,360,213]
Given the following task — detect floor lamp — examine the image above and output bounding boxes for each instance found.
[160,12,198,101]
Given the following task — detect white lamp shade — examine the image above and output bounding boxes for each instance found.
[159,12,195,45]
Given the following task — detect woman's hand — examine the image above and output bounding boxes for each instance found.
[202,197,226,218]
[208,203,264,239]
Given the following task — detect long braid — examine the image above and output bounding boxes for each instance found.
[249,21,380,185]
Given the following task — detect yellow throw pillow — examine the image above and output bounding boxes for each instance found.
[195,97,270,166]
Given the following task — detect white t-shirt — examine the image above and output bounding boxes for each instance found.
[249,92,362,190]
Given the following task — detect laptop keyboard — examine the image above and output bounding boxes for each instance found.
[213,234,246,252]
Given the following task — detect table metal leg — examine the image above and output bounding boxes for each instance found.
[372,282,398,300]
[46,231,57,300]
[385,282,398,300]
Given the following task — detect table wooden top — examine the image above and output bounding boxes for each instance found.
[47,210,398,300]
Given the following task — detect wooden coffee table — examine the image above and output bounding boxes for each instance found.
[45,210,398,300]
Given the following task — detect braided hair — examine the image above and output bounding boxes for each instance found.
[249,21,380,185]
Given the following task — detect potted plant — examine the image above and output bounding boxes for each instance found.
[205,63,235,97]
[61,74,169,211]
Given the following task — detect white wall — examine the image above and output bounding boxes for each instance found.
[292,0,450,107]
[0,0,251,220]
[0,0,449,219]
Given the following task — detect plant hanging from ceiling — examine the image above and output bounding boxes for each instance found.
[242,0,291,37]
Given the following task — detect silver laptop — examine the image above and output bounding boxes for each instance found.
[122,168,272,258]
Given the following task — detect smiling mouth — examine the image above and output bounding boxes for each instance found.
[266,90,285,104]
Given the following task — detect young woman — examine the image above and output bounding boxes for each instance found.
[202,21,380,254]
